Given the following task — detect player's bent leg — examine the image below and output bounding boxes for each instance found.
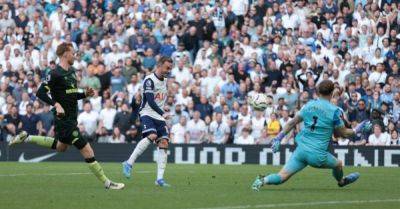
[123,134,156,179]
[79,142,125,190]
[331,159,344,182]
[324,153,360,187]
[155,138,170,187]
[252,149,306,191]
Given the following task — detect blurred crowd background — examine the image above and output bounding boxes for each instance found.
[0,0,399,146]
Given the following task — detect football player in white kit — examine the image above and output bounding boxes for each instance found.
[122,57,173,187]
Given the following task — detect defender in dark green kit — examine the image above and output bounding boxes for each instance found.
[39,63,86,146]
[9,42,124,190]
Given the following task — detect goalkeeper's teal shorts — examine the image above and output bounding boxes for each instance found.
[283,148,339,174]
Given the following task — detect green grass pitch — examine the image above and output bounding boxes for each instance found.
[1,162,399,209]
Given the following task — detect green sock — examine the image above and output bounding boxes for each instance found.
[264,174,283,185]
[332,167,343,182]
[27,135,57,149]
[88,161,109,184]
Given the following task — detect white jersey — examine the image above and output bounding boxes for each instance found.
[139,73,167,121]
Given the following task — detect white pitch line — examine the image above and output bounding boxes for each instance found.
[192,199,400,209]
[0,171,152,177]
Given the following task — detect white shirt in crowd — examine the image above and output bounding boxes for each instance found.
[127,82,141,102]
[236,113,251,137]
[282,13,300,29]
[186,119,207,144]
[78,111,99,135]
[108,135,126,143]
[90,96,102,113]
[368,71,387,84]
[230,0,248,16]
[99,108,117,130]
[368,132,391,146]
[338,138,350,145]
[235,134,255,145]
[201,75,222,98]
[171,67,193,85]
[18,101,29,116]
[175,93,193,107]
[251,116,266,139]
[209,121,230,144]
[171,123,187,144]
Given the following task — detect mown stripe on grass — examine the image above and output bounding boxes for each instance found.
[0,171,152,177]
[192,199,400,209]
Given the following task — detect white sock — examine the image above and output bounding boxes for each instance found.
[157,148,168,180]
[127,138,151,165]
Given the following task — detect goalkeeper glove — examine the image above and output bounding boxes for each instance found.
[353,120,368,134]
[271,132,285,153]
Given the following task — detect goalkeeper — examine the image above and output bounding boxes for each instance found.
[252,80,367,191]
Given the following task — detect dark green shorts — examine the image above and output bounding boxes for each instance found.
[54,118,87,149]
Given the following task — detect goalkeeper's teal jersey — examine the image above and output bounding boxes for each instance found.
[295,98,344,154]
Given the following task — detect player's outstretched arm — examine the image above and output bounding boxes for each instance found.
[334,120,368,139]
[334,126,355,138]
[281,115,303,136]
[271,115,303,152]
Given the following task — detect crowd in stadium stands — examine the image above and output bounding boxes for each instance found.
[0,0,399,146]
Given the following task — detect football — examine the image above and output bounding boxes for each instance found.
[249,93,269,111]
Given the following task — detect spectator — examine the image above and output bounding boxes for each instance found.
[90,90,103,113]
[81,69,101,91]
[77,102,99,141]
[159,36,176,57]
[390,130,400,145]
[142,48,157,71]
[18,92,31,116]
[234,127,255,145]
[98,99,117,134]
[266,113,281,140]
[209,112,230,144]
[171,103,190,125]
[279,108,294,145]
[170,116,188,144]
[194,95,213,120]
[3,105,20,138]
[126,125,141,144]
[20,103,42,136]
[186,111,206,144]
[251,110,266,140]
[110,68,127,94]
[367,124,390,146]
[38,104,54,136]
[171,59,193,85]
[113,103,132,136]
[109,127,125,143]
[221,74,239,97]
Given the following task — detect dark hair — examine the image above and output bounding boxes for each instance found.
[56,42,73,57]
[158,56,173,65]
[317,80,335,96]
